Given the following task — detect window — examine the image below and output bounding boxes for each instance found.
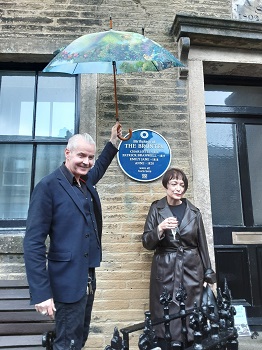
[0,69,78,228]
[206,122,244,226]
[205,83,262,228]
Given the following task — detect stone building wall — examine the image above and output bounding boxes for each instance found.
[0,0,234,348]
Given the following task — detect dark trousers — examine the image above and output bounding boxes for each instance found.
[53,274,96,350]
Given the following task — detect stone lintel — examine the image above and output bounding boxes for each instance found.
[171,14,262,50]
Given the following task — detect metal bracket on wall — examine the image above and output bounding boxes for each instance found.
[177,36,190,79]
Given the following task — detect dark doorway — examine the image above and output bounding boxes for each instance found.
[205,80,262,329]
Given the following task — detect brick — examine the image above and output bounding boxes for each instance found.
[57,18,101,27]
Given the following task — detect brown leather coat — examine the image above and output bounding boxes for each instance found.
[142,197,216,341]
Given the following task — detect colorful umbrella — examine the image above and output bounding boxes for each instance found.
[43,22,183,140]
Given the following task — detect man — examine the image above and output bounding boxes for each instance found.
[23,123,121,350]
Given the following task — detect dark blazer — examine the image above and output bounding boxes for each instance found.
[23,142,118,305]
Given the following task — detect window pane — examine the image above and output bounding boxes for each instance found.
[0,144,32,219]
[246,125,262,225]
[35,75,75,138]
[0,74,35,136]
[207,123,243,225]
[0,71,77,225]
[205,85,262,107]
[35,144,66,185]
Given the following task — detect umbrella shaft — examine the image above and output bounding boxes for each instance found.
[112,61,119,121]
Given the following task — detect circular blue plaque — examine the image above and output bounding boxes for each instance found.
[117,129,171,182]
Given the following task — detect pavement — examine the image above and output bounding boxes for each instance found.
[238,331,261,349]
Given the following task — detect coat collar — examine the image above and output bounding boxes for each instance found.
[54,167,92,221]
[157,197,199,231]
[60,162,88,186]
[156,197,198,211]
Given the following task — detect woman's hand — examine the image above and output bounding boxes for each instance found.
[209,282,217,297]
[203,281,217,297]
[159,217,179,231]
[158,217,179,238]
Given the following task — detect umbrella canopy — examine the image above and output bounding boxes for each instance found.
[43,28,183,140]
[43,29,183,74]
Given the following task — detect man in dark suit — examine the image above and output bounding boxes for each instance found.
[23,123,121,350]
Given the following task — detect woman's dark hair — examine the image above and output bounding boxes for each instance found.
[162,168,188,192]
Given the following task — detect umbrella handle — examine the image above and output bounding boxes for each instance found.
[117,124,132,141]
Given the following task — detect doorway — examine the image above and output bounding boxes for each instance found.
[205,81,262,328]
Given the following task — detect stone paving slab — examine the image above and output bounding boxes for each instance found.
[238,332,261,349]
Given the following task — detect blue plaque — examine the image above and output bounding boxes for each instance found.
[117,129,171,182]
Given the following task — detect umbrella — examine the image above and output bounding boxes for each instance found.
[43,20,183,141]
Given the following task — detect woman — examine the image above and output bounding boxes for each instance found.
[142,168,216,345]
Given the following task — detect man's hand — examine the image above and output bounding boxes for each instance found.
[35,298,56,320]
[110,122,122,147]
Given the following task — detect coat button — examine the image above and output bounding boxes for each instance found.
[84,253,88,258]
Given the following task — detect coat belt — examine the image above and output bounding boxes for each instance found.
[155,245,198,305]
[155,245,197,253]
